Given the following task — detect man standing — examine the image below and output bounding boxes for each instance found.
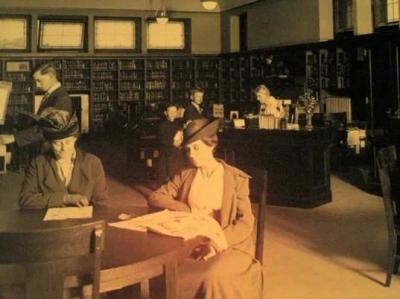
[158,104,186,184]
[0,64,73,147]
[183,87,206,123]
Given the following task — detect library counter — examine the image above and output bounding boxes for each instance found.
[219,127,332,208]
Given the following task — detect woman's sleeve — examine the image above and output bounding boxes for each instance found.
[91,157,111,203]
[223,175,255,247]
[148,173,190,212]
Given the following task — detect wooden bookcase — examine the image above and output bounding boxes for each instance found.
[171,59,194,105]
[145,58,170,104]
[195,58,220,103]
[3,60,33,118]
[0,55,220,131]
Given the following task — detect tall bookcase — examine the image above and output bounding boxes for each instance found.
[146,59,170,104]
[62,59,90,93]
[171,59,194,105]
[4,60,33,118]
[305,50,319,92]
[91,60,118,131]
[195,58,220,103]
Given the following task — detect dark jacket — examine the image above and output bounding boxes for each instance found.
[19,149,109,210]
[158,119,186,183]
[183,103,204,123]
[14,86,73,147]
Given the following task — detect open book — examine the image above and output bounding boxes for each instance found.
[109,210,228,252]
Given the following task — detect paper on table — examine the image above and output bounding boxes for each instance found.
[109,209,228,252]
[43,206,93,221]
[108,209,173,232]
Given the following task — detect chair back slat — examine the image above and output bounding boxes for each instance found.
[255,170,267,265]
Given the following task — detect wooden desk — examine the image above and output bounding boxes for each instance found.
[0,207,185,299]
[219,127,332,208]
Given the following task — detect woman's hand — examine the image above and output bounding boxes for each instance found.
[63,194,89,207]
[190,236,211,261]
[173,130,183,148]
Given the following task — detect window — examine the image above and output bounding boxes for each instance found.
[334,0,353,33]
[0,16,30,51]
[374,0,400,27]
[147,19,191,53]
[38,17,87,51]
[94,17,141,52]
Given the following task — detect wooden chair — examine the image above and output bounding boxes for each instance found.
[376,145,400,287]
[222,148,267,264]
[251,169,267,265]
[0,220,105,299]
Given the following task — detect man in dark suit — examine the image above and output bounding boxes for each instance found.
[157,103,186,184]
[0,64,73,147]
[183,87,206,124]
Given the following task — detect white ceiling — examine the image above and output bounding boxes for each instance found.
[0,0,259,12]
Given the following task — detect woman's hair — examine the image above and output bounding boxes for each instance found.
[202,134,218,147]
[254,84,270,95]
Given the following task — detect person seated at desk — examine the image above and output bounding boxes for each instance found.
[183,87,206,123]
[148,118,263,299]
[19,108,109,210]
[158,103,186,184]
[254,84,284,118]
[0,63,73,148]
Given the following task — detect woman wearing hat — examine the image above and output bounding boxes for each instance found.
[19,108,109,210]
[148,118,263,299]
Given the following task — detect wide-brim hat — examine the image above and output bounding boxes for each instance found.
[184,118,220,145]
[38,108,79,140]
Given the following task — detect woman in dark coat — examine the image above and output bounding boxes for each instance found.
[149,118,263,299]
[19,108,109,210]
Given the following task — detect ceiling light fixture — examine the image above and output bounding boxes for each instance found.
[156,0,169,24]
[201,0,218,10]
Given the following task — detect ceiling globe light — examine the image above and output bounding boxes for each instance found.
[156,11,169,24]
[201,0,218,10]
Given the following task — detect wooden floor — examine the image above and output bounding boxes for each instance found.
[1,138,399,298]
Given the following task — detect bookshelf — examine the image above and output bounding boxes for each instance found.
[220,57,230,103]
[4,60,33,117]
[90,59,118,131]
[62,59,90,93]
[195,58,220,103]
[336,48,350,89]
[239,56,250,102]
[171,59,194,105]
[145,59,170,104]
[305,50,319,92]
[119,59,145,102]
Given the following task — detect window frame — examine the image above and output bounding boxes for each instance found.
[0,15,31,52]
[333,0,354,35]
[37,16,88,52]
[373,0,400,29]
[146,18,191,54]
[94,16,141,53]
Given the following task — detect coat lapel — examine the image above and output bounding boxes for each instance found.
[220,162,235,228]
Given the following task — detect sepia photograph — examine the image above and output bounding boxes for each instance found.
[0,0,399,298]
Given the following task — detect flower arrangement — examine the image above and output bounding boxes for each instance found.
[299,90,318,115]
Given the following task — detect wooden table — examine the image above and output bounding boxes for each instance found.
[0,206,188,299]
[219,127,333,208]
